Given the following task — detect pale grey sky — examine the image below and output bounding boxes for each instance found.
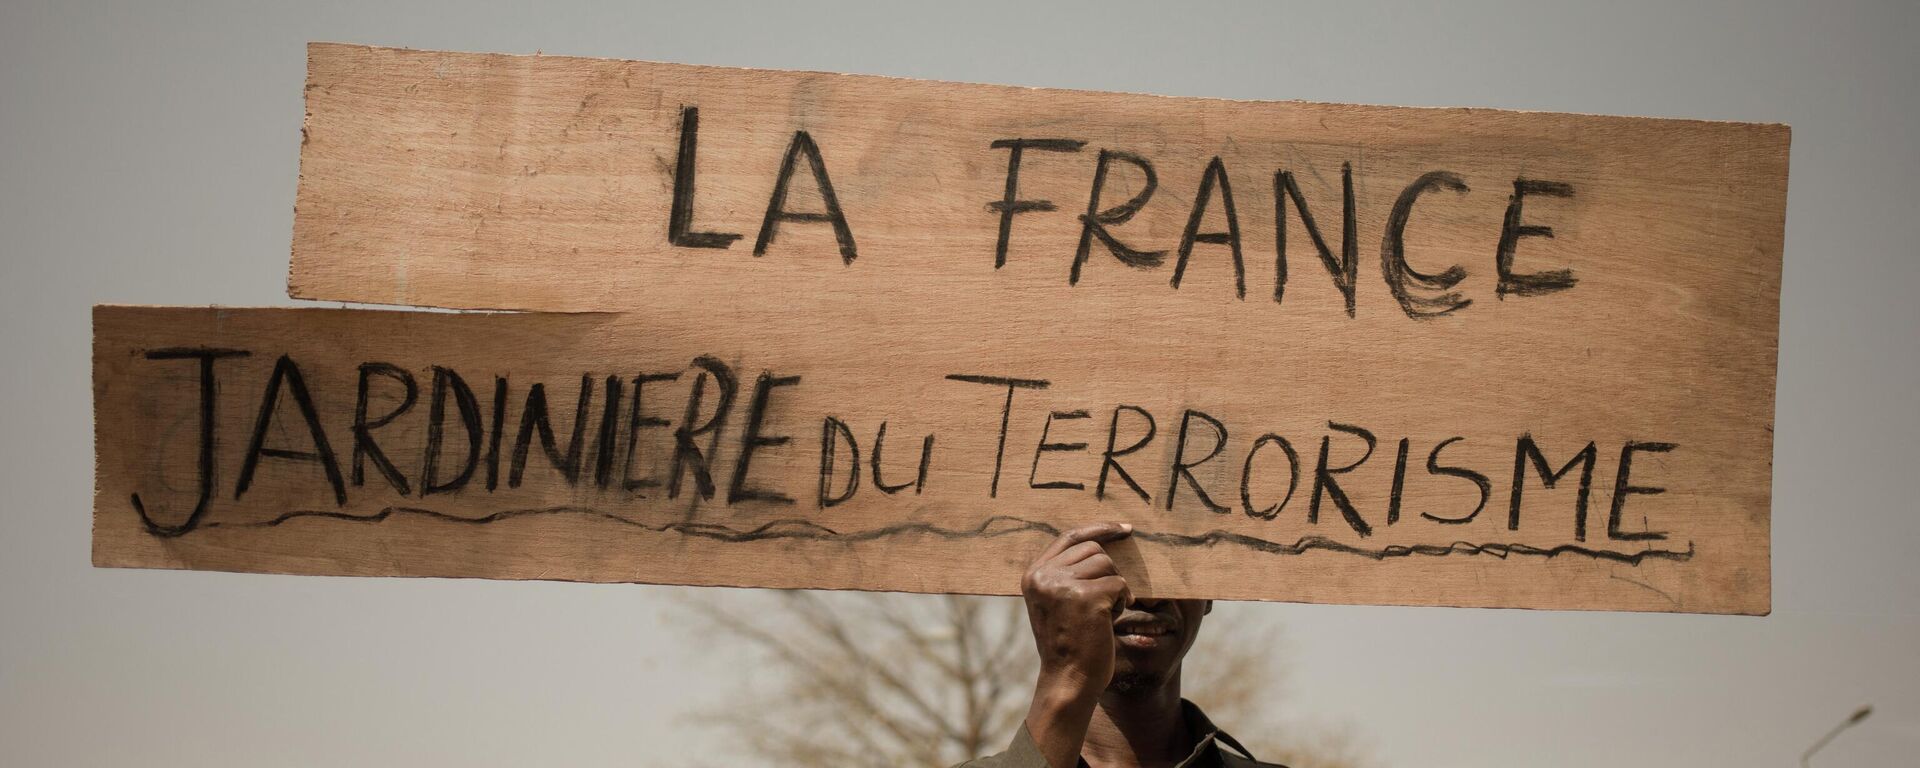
[3,1,1916,765]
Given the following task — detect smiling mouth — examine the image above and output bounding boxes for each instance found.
[1114,624,1177,648]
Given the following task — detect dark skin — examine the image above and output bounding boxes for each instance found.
[1020,522,1213,768]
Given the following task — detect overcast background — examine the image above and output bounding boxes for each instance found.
[3,1,1916,765]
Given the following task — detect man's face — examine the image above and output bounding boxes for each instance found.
[1108,597,1210,694]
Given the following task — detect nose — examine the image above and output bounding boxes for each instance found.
[1128,597,1171,612]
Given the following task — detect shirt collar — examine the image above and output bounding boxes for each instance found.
[1176,700,1257,767]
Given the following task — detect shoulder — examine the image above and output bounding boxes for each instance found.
[1221,751,1290,768]
[1216,734,1289,768]
[1197,704,1287,768]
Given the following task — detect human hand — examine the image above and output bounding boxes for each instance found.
[1019,522,1133,767]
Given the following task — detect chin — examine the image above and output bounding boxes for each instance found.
[1107,669,1167,694]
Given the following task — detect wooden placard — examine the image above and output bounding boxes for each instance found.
[292,44,1789,323]
[101,43,1787,613]
[97,302,1771,613]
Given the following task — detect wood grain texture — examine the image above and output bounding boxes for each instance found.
[105,44,1786,612]
[96,302,1772,613]
[291,44,1788,320]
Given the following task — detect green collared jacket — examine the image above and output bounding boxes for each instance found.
[953,701,1286,768]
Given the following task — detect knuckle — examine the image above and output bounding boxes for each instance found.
[1030,572,1074,598]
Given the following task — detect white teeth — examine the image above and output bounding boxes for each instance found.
[1118,626,1169,636]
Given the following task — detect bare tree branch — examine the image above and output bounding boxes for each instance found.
[675,590,1374,767]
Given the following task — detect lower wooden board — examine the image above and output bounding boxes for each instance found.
[93,305,1768,613]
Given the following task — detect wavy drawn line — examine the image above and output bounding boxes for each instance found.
[198,506,1694,564]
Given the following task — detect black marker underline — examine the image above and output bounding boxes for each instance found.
[196,507,1694,564]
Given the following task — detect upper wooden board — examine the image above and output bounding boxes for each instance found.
[291,44,1788,320]
[153,43,1784,613]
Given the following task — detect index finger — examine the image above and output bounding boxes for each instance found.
[1036,522,1134,562]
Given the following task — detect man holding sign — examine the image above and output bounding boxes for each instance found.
[959,523,1280,768]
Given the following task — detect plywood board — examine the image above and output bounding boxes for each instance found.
[291,44,1790,325]
[96,305,1772,613]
